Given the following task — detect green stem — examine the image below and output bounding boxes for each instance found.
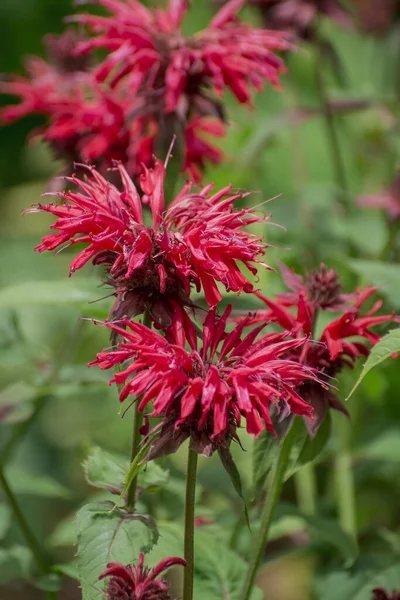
[240,420,299,600]
[0,466,57,600]
[183,448,198,600]
[314,40,349,213]
[334,420,358,544]
[126,312,150,512]
[294,464,317,515]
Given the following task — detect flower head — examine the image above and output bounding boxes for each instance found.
[241,263,397,434]
[73,0,292,112]
[226,0,351,40]
[371,589,400,600]
[358,174,400,222]
[29,158,271,326]
[99,553,186,600]
[90,305,319,456]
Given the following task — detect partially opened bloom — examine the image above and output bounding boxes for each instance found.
[90,305,320,456]
[99,553,186,600]
[371,589,400,600]
[29,157,271,327]
[73,0,292,113]
[240,263,397,434]
[217,0,350,40]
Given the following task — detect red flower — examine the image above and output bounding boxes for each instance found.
[358,174,400,222]
[99,553,186,600]
[371,589,400,600]
[240,264,397,434]
[73,0,292,111]
[90,306,319,456]
[29,158,271,325]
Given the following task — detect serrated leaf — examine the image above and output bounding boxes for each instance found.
[146,523,263,600]
[76,502,158,600]
[84,446,169,496]
[346,328,400,400]
[5,467,70,498]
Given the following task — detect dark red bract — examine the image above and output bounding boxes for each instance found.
[90,305,320,456]
[99,553,186,600]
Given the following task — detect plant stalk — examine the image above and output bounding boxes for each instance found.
[294,463,317,515]
[314,40,349,213]
[334,420,358,544]
[126,312,150,512]
[183,448,198,600]
[240,420,299,600]
[0,466,57,600]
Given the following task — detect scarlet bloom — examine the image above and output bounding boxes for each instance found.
[99,553,186,600]
[90,306,319,456]
[371,589,400,600]
[243,263,397,434]
[29,158,271,326]
[73,0,292,112]
[0,34,223,181]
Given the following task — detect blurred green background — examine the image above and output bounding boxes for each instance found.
[1,1,400,599]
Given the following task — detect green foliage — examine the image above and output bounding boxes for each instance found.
[5,466,70,498]
[318,561,400,600]
[147,523,263,600]
[0,503,11,539]
[347,328,400,399]
[84,446,169,495]
[0,546,32,584]
[76,502,159,600]
[286,415,332,479]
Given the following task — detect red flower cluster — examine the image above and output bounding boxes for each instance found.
[29,158,270,326]
[73,0,292,110]
[240,263,397,433]
[90,306,319,456]
[0,32,223,181]
[99,554,186,600]
[1,0,292,182]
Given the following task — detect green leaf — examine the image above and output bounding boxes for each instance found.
[76,502,158,600]
[147,523,263,600]
[5,467,70,498]
[0,279,107,311]
[318,562,400,600]
[218,445,250,528]
[36,572,63,592]
[359,429,400,462]
[0,381,37,424]
[350,260,400,307]
[54,560,80,581]
[346,328,400,400]
[0,545,33,584]
[84,446,169,496]
[119,436,155,501]
[0,503,11,539]
[286,414,332,479]
[303,514,358,567]
[252,430,277,498]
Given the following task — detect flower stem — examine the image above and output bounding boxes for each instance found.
[240,419,299,600]
[334,420,358,545]
[183,448,198,600]
[126,312,150,512]
[0,466,57,600]
[314,39,349,213]
[294,463,317,515]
